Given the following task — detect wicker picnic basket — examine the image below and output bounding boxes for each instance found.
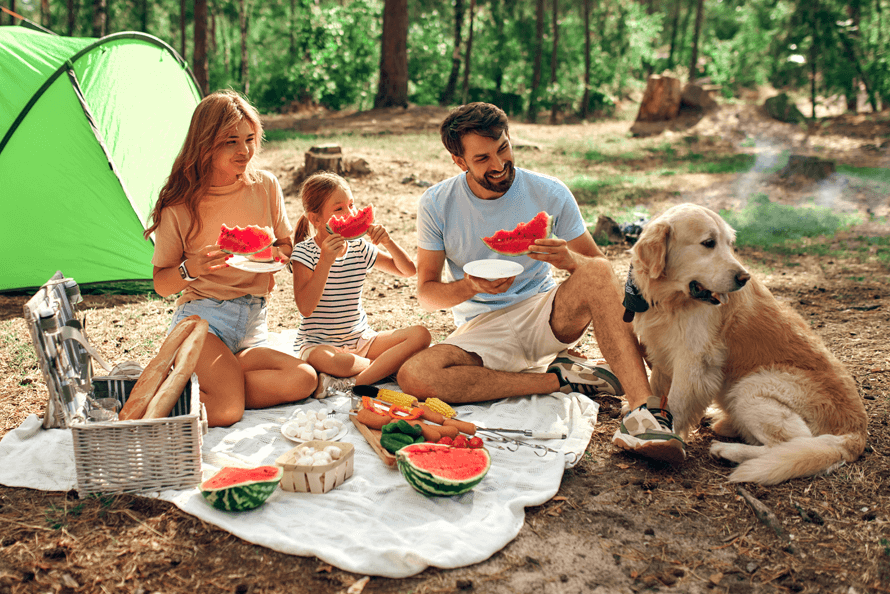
[23,272,207,496]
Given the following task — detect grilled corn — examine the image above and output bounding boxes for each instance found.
[423,397,456,419]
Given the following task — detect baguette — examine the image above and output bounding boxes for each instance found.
[118,315,201,420]
[143,318,209,419]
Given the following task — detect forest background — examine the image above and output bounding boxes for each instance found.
[6,0,890,122]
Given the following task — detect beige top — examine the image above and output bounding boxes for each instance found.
[152,170,293,307]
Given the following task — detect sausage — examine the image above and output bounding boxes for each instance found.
[418,404,445,425]
[356,408,390,430]
[144,319,209,419]
[403,419,441,443]
[443,418,476,435]
[119,315,200,421]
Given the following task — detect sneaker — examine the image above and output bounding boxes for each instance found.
[612,396,686,463]
[548,356,624,396]
[313,373,355,399]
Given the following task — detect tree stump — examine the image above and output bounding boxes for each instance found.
[681,82,717,111]
[764,93,806,124]
[304,143,343,176]
[635,74,682,122]
[780,155,835,181]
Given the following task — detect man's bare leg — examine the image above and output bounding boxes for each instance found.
[397,344,561,402]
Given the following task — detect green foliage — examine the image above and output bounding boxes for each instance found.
[10,0,890,117]
[249,0,380,112]
[720,194,860,248]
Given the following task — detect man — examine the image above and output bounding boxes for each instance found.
[397,102,685,462]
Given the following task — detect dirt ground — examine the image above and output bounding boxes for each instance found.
[1,102,889,594]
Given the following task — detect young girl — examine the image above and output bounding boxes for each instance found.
[146,90,317,426]
[291,172,431,397]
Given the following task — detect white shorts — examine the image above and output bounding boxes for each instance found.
[442,287,580,373]
[298,330,378,360]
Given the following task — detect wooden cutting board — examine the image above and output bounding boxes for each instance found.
[350,415,397,467]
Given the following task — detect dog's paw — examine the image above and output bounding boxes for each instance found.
[709,441,727,459]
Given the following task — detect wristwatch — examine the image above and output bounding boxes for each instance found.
[178,260,197,281]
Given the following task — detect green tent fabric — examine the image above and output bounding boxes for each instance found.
[0,26,202,292]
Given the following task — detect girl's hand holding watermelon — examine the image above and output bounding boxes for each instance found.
[365,224,391,247]
[317,232,348,264]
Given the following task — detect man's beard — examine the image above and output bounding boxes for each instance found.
[470,161,515,194]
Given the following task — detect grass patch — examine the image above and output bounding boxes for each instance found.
[721,194,860,248]
[836,164,890,184]
[79,281,158,296]
[263,129,318,143]
[1,322,37,374]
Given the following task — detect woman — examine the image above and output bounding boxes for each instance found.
[145,90,316,427]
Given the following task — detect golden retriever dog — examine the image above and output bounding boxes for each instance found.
[628,203,867,484]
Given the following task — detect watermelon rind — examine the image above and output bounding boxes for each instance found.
[325,205,374,239]
[395,443,491,497]
[481,211,553,256]
[218,224,275,256]
[200,466,283,512]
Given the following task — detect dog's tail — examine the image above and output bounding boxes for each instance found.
[727,433,865,485]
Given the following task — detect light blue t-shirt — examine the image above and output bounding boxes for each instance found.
[417,167,588,327]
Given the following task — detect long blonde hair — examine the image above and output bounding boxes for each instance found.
[145,90,264,242]
[293,172,352,244]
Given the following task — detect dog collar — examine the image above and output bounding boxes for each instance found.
[622,265,649,322]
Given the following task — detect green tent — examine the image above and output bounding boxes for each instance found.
[0,26,202,292]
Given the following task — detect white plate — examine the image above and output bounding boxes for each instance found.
[463,259,524,280]
[281,419,348,443]
[227,255,287,273]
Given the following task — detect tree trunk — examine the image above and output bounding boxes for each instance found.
[41,0,50,29]
[549,0,559,124]
[460,0,476,104]
[810,1,818,119]
[193,0,209,95]
[91,0,106,37]
[688,0,704,82]
[667,0,682,69]
[67,0,75,35]
[845,0,862,112]
[374,0,409,108]
[440,0,464,106]
[528,0,545,123]
[209,7,216,55]
[579,0,591,119]
[239,0,250,95]
[180,0,187,58]
[139,0,148,32]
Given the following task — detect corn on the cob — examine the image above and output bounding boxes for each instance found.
[376,389,418,409]
[422,397,456,419]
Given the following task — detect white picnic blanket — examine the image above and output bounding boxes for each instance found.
[0,388,598,578]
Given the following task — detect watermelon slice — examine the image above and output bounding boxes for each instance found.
[481,211,553,256]
[395,443,490,497]
[326,205,374,239]
[218,224,274,256]
[200,465,282,511]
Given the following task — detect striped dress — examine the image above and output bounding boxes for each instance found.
[291,237,379,352]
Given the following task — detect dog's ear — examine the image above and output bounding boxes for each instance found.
[633,221,670,279]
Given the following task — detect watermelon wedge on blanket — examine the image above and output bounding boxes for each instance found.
[481,211,552,256]
[396,443,490,497]
[326,205,374,239]
[200,466,282,511]
[217,224,274,256]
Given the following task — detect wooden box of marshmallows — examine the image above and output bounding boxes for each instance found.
[276,441,355,494]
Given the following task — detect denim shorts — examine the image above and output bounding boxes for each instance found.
[169,295,269,354]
